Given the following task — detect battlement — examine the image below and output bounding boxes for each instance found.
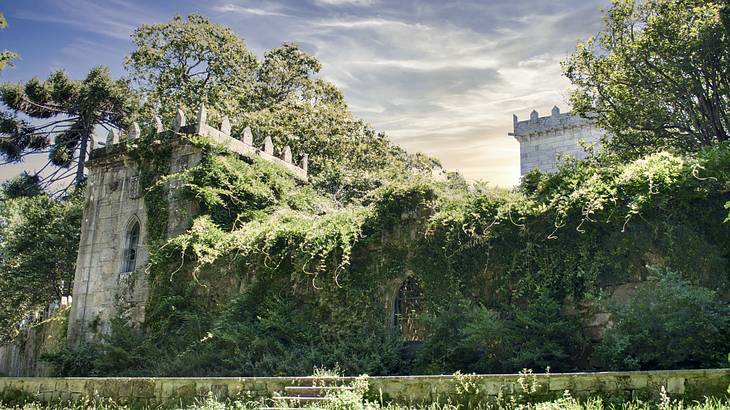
[510,106,596,143]
[99,105,308,181]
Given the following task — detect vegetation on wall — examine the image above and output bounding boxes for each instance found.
[49,128,729,376]
[1,1,728,379]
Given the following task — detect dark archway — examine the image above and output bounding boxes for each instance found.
[394,276,425,341]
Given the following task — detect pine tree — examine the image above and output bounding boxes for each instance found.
[0,67,138,194]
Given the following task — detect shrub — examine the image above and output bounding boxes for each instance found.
[596,267,730,370]
[415,294,586,373]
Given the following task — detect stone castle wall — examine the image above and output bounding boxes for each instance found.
[511,107,605,175]
[66,106,308,345]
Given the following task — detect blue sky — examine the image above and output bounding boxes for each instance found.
[1,0,609,186]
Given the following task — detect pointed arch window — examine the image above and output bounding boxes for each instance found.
[122,220,140,273]
[394,277,425,342]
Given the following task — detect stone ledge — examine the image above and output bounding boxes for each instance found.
[0,369,727,405]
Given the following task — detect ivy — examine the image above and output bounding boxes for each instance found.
[61,132,730,377]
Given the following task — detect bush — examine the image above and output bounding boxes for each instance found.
[416,294,586,373]
[596,267,730,370]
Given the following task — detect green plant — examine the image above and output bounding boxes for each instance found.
[596,267,730,370]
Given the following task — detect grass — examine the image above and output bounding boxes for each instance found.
[0,394,729,410]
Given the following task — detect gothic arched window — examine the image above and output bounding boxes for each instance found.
[394,277,425,342]
[122,220,140,273]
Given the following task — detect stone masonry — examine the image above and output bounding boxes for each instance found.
[510,106,605,175]
[66,106,308,344]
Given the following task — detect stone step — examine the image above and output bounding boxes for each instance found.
[259,408,304,410]
[284,385,354,397]
[272,395,332,403]
[260,405,329,410]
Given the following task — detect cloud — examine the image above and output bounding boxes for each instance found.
[313,0,376,6]
[281,0,609,185]
[212,4,288,17]
[5,0,612,187]
[14,0,145,40]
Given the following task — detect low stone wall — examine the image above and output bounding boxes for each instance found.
[0,369,727,405]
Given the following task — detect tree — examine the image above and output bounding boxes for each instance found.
[125,15,437,204]
[0,67,138,193]
[0,192,82,341]
[125,13,257,122]
[564,0,730,159]
[0,12,19,72]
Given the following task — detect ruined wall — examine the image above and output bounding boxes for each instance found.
[511,107,605,175]
[0,310,67,377]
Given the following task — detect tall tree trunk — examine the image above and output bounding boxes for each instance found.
[75,128,89,187]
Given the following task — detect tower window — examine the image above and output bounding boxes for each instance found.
[122,221,140,273]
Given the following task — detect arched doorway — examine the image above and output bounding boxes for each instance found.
[394,277,425,341]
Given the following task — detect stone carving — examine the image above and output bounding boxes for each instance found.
[128,176,140,199]
[282,146,292,163]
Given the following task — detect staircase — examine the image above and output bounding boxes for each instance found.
[260,379,355,409]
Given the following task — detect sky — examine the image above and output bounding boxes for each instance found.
[0,0,610,187]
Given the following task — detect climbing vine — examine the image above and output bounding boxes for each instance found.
[53,133,730,377]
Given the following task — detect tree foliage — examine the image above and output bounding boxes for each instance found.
[0,12,18,72]
[0,67,138,192]
[564,0,730,159]
[125,14,438,204]
[125,14,257,122]
[0,192,82,341]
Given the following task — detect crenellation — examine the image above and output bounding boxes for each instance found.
[263,136,274,155]
[106,129,119,145]
[242,126,253,145]
[128,122,141,140]
[174,109,186,132]
[220,116,231,135]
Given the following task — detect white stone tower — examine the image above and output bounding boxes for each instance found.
[509,107,605,175]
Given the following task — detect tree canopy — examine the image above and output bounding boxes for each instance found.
[0,67,138,193]
[564,0,730,160]
[0,192,82,341]
[125,14,439,204]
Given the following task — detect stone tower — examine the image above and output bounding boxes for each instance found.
[509,107,605,175]
[67,106,308,344]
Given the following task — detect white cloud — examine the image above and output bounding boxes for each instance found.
[212,4,288,17]
[314,0,376,6]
